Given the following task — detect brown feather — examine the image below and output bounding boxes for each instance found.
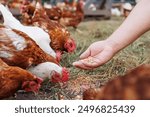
[83,64,150,100]
[0,27,58,69]
[0,59,37,99]
[60,0,84,28]
[31,3,72,52]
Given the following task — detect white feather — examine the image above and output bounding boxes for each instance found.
[0,4,56,58]
[28,62,62,80]
[1,28,27,50]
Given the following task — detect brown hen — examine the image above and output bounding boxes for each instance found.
[21,2,76,57]
[21,0,62,24]
[0,58,43,99]
[0,26,69,83]
[21,1,36,25]
[31,2,76,54]
[0,25,58,69]
[45,6,62,21]
[60,0,84,29]
[83,64,150,100]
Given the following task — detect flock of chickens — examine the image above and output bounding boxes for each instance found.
[0,0,150,100]
[0,0,79,99]
[21,0,84,29]
[2,0,84,29]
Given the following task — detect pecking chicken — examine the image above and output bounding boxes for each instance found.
[0,58,43,99]
[0,25,69,83]
[59,0,84,29]
[0,3,57,59]
[83,64,150,100]
[21,1,76,53]
[28,62,69,83]
[31,2,76,55]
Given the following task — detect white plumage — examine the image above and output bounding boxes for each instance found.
[28,62,62,80]
[0,4,56,58]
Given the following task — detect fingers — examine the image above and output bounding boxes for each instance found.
[73,61,94,70]
[80,48,91,59]
[73,50,113,69]
[73,57,101,69]
[81,51,111,68]
[80,57,103,68]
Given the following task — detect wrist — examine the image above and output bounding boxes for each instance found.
[105,37,122,53]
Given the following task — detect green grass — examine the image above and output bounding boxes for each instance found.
[63,17,150,79]
[11,17,150,100]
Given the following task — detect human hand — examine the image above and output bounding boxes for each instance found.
[73,40,116,69]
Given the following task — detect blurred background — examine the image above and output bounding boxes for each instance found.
[0,0,139,19]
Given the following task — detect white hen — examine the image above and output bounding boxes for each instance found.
[0,4,56,58]
[28,62,69,82]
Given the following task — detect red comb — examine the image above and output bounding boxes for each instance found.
[65,39,76,53]
[51,67,69,83]
[22,77,43,93]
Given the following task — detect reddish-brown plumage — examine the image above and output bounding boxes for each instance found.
[21,2,76,53]
[83,64,150,100]
[0,59,43,99]
[21,4,35,25]
[45,7,62,21]
[0,26,58,69]
[60,0,84,29]
[21,2,62,24]
[31,3,76,53]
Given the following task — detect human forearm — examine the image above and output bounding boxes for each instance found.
[107,0,150,53]
[73,0,150,69]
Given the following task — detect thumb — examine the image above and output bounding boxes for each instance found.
[80,48,91,59]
